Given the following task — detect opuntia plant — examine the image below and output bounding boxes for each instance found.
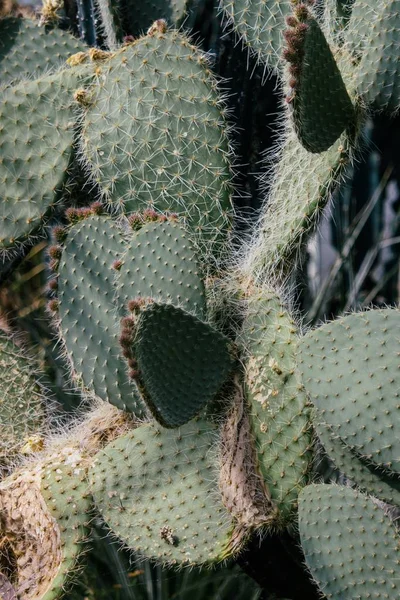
[0,1,399,599]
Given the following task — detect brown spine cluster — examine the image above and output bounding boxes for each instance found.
[282,4,311,103]
[119,297,153,379]
[128,209,178,231]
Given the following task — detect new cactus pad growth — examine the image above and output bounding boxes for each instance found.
[124,301,235,426]
[1,1,400,598]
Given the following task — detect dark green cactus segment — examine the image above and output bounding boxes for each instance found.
[0,17,86,86]
[122,0,189,37]
[299,309,400,474]
[128,302,235,427]
[220,0,292,70]
[317,423,400,506]
[299,484,400,598]
[284,8,355,153]
[0,334,44,471]
[0,66,92,255]
[116,219,206,320]
[80,31,233,258]
[57,215,146,416]
[241,289,313,525]
[348,0,400,112]
[90,420,238,565]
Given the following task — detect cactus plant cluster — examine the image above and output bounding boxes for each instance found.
[1,0,399,598]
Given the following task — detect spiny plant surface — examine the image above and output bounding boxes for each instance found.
[89,419,237,565]
[79,30,233,258]
[1,1,400,599]
[0,17,86,85]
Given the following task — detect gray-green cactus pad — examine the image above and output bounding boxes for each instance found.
[220,0,292,70]
[131,302,235,427]
[40,452,92,600]
[116,219,206,319]
[90,420,237,565]
[80,31,233,258]
[299,309,400,474]
[241,289,312,525]
[0,334,44,470]
[299,484,400,599]
[57,215,146,416]
[0,66,91,255]
[345,0,400,112]
[286,11,354,152]
[0,17,86,87]
[316,423,400,506]
[250,127,353,280]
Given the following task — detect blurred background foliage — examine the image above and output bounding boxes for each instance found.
[0,0,399,598]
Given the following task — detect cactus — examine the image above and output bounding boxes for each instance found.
[124,300,236,426]
[0,17,86,85]
[78,29,233,258]
[0,334,45,473]
[299,484,400,598]
[89,419,239,566]
[1,1,400,599]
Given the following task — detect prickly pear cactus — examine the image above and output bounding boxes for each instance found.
[1,1,400,598]
[0,335,45,473]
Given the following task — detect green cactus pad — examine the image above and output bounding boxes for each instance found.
[116,219,206,320]
[299,309,400,474]
[57,215,146,416]
[0,17,86,86]
[0,334,45,471]
[0,66,91,255]
[316,422,400,506]
[346,0,400,112]
[247,126,353,281]
[284,8,354,152]
[299,484,400,599]
[241,289,312,526]
[220,0,292,70]
[90,420,237,565]
[129,302,235,427]
[80,31,233,258]
[122,0,189,37]
[0,448,91,600]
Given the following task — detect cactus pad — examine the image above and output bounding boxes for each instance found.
[0,334,44,472]
[0,448,91,600]
[241,289,312,526]
[299,484,400,599]
[299,308,400,474]
[346,0,400,112]
[284,7,354,152]
[316,423,400,506]
[220,0,292,70]
[127,302,235,427]
[90,420,237,565]
[0,17,86,85]
[56,214,146,416]
[0,67,91,255]
[247,126,353,280]
[116,218,206,320]
[80,31,233,257]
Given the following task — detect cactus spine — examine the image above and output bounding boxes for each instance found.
[1,0,400,598]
